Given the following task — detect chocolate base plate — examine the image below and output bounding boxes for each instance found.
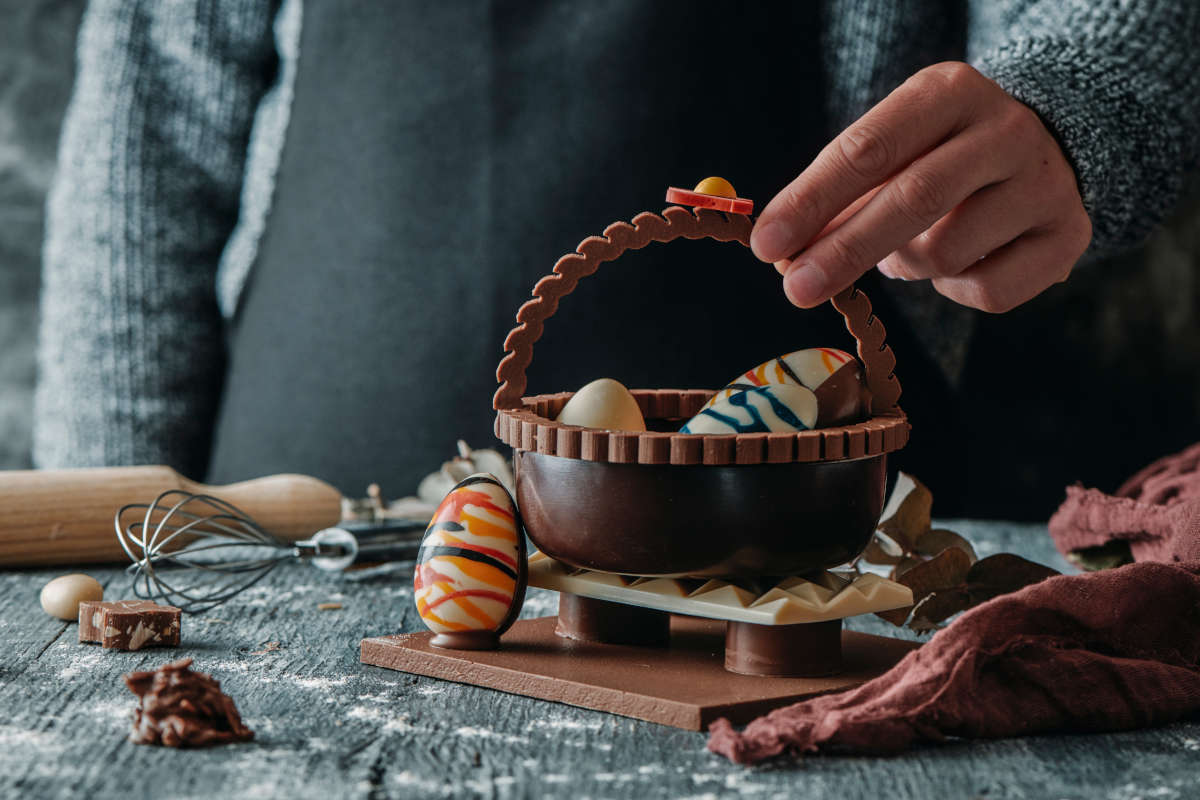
[360,615,916,731]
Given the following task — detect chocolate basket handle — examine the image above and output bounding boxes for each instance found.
[494,206,902,415]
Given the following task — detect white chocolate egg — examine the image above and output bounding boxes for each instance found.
[681,384,818,434]
[40,573,103,621]
[414,473,527,648]
[703,348,867,427]
[556,378,646,431]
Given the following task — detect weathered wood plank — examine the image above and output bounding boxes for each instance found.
[0,522,1195,799]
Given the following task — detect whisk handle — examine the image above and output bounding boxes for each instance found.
[0,466,343,567]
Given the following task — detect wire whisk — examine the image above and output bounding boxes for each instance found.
[115,490,426,613]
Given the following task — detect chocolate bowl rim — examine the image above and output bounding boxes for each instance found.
[494,388,908,466]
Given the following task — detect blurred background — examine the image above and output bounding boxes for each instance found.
[1,2,1197,519]
[0,0,85,471]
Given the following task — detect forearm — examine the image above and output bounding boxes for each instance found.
[969,0,1200,255]
[34,0,280,476]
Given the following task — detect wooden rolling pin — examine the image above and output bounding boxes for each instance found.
[0,466,343,567]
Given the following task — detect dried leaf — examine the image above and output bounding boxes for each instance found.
[876,472,933,552]
[861,534,905,565]
[965,553,1059,604]
[415,441,515,506]
[876,547,973,627]
[914,528,978,564]
[908,586,972,627]
[875,604,913,627]
[889,556,925,580]
[1067,541,1134,572]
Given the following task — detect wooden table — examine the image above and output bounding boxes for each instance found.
[3,521,1196,799]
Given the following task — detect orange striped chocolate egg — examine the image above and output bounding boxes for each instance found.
[414,473,527,650]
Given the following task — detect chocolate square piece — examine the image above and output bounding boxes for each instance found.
[79,600,181,650]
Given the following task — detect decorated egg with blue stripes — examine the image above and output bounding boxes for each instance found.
[414,473,527,650]
[681,384,818,434]
[699,348,866,428]
[725,348,856,393]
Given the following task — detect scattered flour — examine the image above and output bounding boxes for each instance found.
[293,675,349,691]
[89,698,130,723]
[56,650,104,681]
[591,772,637,784]
[530,717,604,732]
[691,772,775,794]
[389,770,450,793]
[346,705,417,733]
[1108,784,1181,800]
[453,725,529,745]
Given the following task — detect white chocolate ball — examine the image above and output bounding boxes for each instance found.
[556,378,646,431]
[40,574,103,621]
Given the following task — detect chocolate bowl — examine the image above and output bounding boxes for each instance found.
[491,206,909,579]
[515,450,887,577]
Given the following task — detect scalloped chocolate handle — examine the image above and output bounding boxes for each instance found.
[493,206,902,415]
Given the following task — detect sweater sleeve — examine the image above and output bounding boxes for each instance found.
[33,0,280,476]
[969,0,1200,256]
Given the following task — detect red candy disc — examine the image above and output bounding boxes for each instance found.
[665,187,754,215]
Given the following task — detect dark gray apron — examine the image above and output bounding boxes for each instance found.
[207,1,957,502]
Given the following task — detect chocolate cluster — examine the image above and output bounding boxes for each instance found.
[124,658,254,747]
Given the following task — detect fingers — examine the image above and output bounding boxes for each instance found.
[877,177,1039,281]
[773,186,881,276]
[761,60,1092,314]
[753,62,987,265]
[879,106,1082,282]
[780,123,1020,306]
[931,218,1091,313]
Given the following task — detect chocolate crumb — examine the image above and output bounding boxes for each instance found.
[124,658,254,747]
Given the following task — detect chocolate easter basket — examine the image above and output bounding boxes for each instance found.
[493,205,909,579]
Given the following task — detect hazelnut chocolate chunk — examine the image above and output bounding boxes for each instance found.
[78,600,181,650]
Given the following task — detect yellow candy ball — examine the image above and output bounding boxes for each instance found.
[693,176,737,198]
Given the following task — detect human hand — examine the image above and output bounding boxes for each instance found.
[752,62,1092,313]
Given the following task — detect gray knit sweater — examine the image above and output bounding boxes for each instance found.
[34,0,1200,477]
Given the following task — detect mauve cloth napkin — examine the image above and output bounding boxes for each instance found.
[1048,441,1200,564]
[708,562,1200,763]
[708,442,1200,764]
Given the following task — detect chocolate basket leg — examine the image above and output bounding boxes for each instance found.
[724,619,843,677]
[555,593,670,647]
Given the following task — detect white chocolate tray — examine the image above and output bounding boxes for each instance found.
[527,552,913,626]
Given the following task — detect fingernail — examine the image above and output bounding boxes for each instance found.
[752,221,794,263]
[877,260,898,279]
[783,263,828,307]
